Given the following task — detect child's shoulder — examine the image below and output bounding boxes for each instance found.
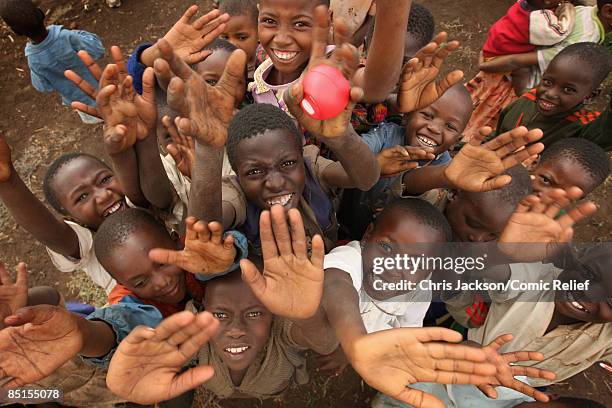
[566,107,601,125]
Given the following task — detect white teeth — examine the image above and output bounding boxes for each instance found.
[273,50,298,61]
[539,101,555,110]
[225,346,249,354]
[104,201,122,217]
[416,135,438,147]
[571,301,588,312]
[266,194,293,207]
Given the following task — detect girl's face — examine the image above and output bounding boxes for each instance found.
[52,157,126,229]
[234,129,305,212]
[220,14,259,64]
[258,0,318,83]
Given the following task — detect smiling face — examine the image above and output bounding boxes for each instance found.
[220,14,259,64]
[555,248,612,324]
[196,49,233,86]
[405,86,473,155]
[361,208,445,301]
[51,156,126,229]
[234,128,305,211]
[444,191,513,242]
[531,157,593,197]
[105,226,187,304]
[258,0,319,84]
[205,271,273,379]
[535,57,595,117]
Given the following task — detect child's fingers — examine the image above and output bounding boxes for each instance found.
[510,365,556,381]
[395,387,445,408]
[163,115,181,141]
[332,16,351,49]
[269,205,293,256]
[222,234,235,252]
[476,384,498,399]
[332,43,360,81]
[502,350,545,364]
[436,70,464,96]
[310,234,325,271]
[167,77,189,116]
[199,20,228,46]
[431,31,448,47]
[95,84,117,111]
[470,126,492,146]
[168,366,215,400]
[151,310,196,342]
[184,49,213,66]
[557,201,597,230]
[110,46,128,80]
[141,68,156,105]
[400,58,419,83]
[515,195,539,213]
[179,4,200,25]
[64,69,98,98]
[486,333,513,351]
[348,86,364,106]
[481,175,512,192]
[501,143,545,170]
[508,379,550,402]
[71,101,100,118]
[310,5,331,62]
[409,327,463,345]
[288,208,307,260]
[99,64,120,89]
[206,221,223,245]
[215,49,247,98]
[258,210,279,260]
[0,263,11,285]
[123,325,157,345]
[120,75,135,101]
[240,259,267,297]
[15,263,27,288]
[154,58,173,91]
[176,117,195,140]
[76,50,102,80]
[432,40,460,70]
[157,39,193,81]
[184,216,198,242]
[192,8,224,31]
[148,248,187,270]
[177,312,220,359]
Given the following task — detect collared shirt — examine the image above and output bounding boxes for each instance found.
[25,25,104,105]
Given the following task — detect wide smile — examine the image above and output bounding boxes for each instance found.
[265,193,295,208]
[415,134,439,148]
[160,280,180,299]
[271,49,300,63]
[567,291,590,314]
[103,200,125,218]
[537,99,558,112]
[223,344,251,359]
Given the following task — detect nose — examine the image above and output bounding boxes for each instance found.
[94,187,114,206]
[264,170,285,192]
[272,27,293,48]
[152,272,172,292]
[226,317,247,338]
[426,120,442,135]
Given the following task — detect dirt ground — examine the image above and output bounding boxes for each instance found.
[0,0,610,407]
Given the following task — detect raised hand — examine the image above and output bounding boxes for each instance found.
[155,38,246,147]
[476,334,556,402]
[107,311,219,405]
[64,46,127,118]
[284,6,363,139]
[349,327,496,408]
[0,306,84,388]
[97,66,157,155]
[444,126,545,192]
[498,187,597,261]
[397,32,464,113]
[0,262,28,329]
[0,136,12,182]
[149,217,236,275]
[377,145,436,177]
[240,205,325,320]
[163,115,195,178]
[143,6,229,66]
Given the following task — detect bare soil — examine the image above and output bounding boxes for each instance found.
[0,0,609,406]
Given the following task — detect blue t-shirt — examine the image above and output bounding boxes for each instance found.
[361,122,451,207]
[25,25,104,105]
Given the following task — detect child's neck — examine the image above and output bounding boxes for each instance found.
[30,28,49,44]
[229,367,249,386]
[545,305,583,334]
[266,63,308,86]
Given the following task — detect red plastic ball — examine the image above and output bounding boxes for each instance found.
[300,65,350,120]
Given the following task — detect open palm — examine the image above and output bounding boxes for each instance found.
[0,306,84,388]
[155,39,246,147]
[240,206,325,320]
[349,327,496,408]
[0,262,28,328]
[444,126,544,192]
[397,32,463,113]
[107,311,219,405]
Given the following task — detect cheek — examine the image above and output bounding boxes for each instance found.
[248,319,272,348]
[240,178,265,203]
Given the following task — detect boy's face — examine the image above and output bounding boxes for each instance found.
[220,15,259,64]
[196,49,233,86]
[361,208,445,301]
[536,57,595,117]
[444,191,512,242]
[206,272,273,374]
[105,227,187,304]
[404,88,473,156]
[52,157,127,229]
[532,157,593,197]
[258,0,318,78]
[235,129,305,211]
[555,248,612,323]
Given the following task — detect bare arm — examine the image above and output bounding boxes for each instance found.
[479,52,538,73]
[353,0,413,102]
[188,140,224,222]
[107,148,147,207]
[134,129,175,211]
[289,306,338,354]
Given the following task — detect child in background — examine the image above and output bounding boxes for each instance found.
[463,0,577,141]
[218,0,263,79]
[530,138,610,197]
[0,0,105,124]
[494,42,612,150]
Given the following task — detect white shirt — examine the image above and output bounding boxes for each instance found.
[323,241,431,333]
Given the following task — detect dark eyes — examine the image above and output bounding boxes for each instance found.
[212,312,228,319]
[238,35,250,41]
[133,277,148,288]
[100,175,112,184]
[294,21,309,28]
[261,17,276,25]
[206,79,218,86]
[219,34,229,40]
[246,311,262,318]
[542,79,553,87]
[563,87,576,94]
[281,160,296,168]
[539,175,552,186]
[246,168,263,176]
[378,241,393,254]
[446,123,458,132]
[465,217,482,229]
[76,193,88,203]
[420,111,433,119]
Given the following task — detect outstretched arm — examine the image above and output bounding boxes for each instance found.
[352,0,412,102]
[0,137,79,258]
[479,52,538,73]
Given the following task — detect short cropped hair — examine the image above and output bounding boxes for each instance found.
[219,0,258,23]
[598,0,611,9]
[42,153,110,215]
[0,0,45,38]
[552,42,612,89]
[376,198,453,241]
[204,37,239,53]
[474,165,533,209]
[406,3,435,49]
[540,138,610,193]
[226,103,302,171]
[93,208,168,273]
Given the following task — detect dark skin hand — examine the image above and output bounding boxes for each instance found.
[163,115,195,179]
[0,262,28,329]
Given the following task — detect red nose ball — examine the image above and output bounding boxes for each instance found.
[300,65,350,121]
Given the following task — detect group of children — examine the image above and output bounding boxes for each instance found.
[0,0,610,407]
